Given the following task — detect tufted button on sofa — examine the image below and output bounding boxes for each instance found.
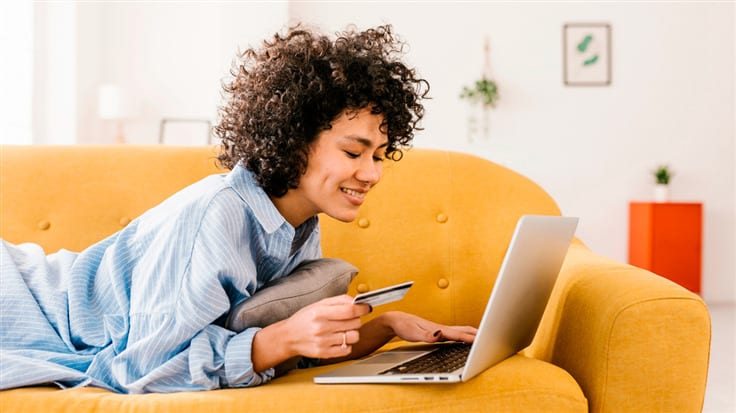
[0,145,710,413]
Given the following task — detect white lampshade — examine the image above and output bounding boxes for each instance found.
[98,84,122,119]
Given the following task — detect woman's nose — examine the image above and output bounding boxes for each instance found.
[356,157,381,185]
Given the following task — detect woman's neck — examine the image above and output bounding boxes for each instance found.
[269,190,316,229]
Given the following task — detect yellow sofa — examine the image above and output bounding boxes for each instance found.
[0,145,710,413]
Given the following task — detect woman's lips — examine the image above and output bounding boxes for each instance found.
[340,187,366,206]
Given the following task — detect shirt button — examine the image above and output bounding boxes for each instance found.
[437,278,449,289]
[436,213,448,223]
[357,283,369,293]
[357,218,370,228]
[37,220,51,230]
[119,217,131,227]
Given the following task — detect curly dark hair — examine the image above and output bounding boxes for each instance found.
[214,24,429,197]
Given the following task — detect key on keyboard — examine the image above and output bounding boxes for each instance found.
[379,343,470,375]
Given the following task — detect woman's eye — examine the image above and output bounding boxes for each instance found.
[344,151,360,159]
[373,156,385,162]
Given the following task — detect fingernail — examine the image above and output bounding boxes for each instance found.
[433,330,441,337]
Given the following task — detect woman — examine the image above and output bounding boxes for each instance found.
[0,24,476,394]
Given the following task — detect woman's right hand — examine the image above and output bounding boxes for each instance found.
[283,294,371,359]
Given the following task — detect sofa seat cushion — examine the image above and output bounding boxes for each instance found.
[0,352,587,413]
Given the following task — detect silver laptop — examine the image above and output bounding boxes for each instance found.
[314,215,579,384]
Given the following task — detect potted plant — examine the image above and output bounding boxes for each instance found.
[653,165,673,202]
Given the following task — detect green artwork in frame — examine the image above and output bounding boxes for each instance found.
[563,23,612,86]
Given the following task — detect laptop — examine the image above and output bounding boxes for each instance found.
[314,215,579,384]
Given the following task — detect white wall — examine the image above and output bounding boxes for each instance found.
[0,2,33,145]
[290,2,735,303]
[75,2,288,144]
[64,2,735,303]
[33,1,77,145]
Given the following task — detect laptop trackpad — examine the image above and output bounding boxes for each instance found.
[356,351,427,365]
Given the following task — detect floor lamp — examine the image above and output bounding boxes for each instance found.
[98,84,126,144]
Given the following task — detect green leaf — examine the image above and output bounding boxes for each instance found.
[459,77,499,107]
[583,55,599,66]
[653,165,673,184]
[577,35,593,53]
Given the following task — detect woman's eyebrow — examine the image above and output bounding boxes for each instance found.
[342,135,389,148]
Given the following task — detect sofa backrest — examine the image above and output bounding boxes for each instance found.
[0,145,560,327]
[0,145,224,253]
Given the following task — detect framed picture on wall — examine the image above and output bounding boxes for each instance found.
[563,23,612,86]
[158,118,213,146]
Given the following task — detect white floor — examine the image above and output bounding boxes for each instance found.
[702,302,735,413]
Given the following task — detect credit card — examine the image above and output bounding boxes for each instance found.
[353,281,414,307]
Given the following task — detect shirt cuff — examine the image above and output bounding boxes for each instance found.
[223,327,275,387]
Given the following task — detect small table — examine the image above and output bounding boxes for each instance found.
[628,202,702,293]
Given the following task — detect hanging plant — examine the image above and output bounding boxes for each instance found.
[461,37,499,143]
[460,37,499,108]
[460,77,499,107]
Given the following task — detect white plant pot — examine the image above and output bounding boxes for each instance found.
[654,184,670,203]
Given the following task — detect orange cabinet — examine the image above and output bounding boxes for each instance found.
[628,202,702,293]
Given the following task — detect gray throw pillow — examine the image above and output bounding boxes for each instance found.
[226,258,358,331]
[225,258,358,377]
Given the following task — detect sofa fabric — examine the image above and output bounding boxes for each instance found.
[0,145,710,413]
[0,353,587,413]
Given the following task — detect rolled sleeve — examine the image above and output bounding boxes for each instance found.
[223,327,275,387]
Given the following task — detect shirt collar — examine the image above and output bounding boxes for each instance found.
[225,162,318,236]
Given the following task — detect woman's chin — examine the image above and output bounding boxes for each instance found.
[325,209,359,223]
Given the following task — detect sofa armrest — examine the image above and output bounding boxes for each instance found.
[527,243,711,413]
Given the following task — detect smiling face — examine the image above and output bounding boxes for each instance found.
[271,107,388,227]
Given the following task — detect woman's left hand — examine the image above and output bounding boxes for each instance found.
[383,311,477,344]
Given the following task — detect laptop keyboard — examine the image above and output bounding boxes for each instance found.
[379,343,471,375]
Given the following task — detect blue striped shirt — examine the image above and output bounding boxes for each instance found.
[0,163,321,393]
